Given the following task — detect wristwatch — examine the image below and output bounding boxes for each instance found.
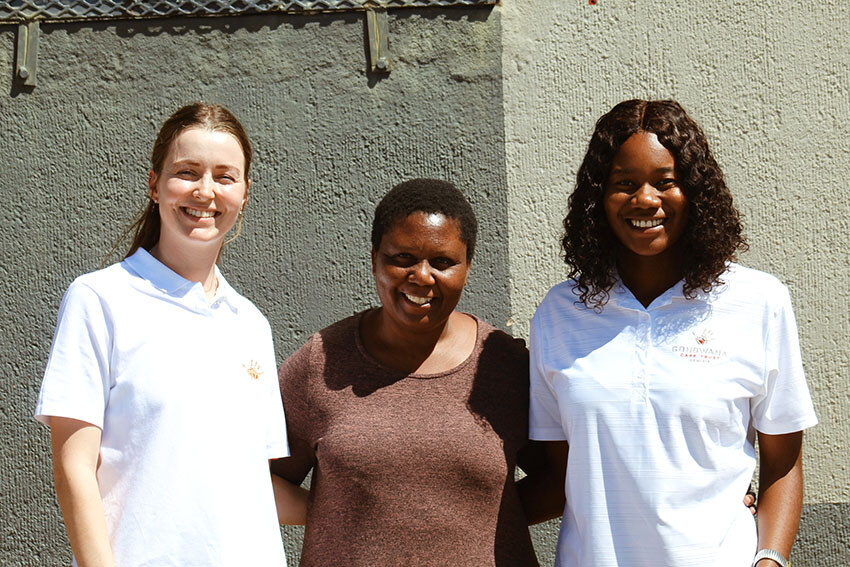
[752,548,790,567]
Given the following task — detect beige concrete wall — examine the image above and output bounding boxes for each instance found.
[502,0,849,563]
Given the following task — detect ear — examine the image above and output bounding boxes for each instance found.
[242,179,251,211]
[371,247,377,275]
[464,258,472,286]
[147,170,159,202]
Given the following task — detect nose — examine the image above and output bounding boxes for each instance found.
[408,260,436,285]
[632,182,662,208]
[194,174,215,200]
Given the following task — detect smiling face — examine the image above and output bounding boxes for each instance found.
[148,127,249,255]
[603,131,689,262]
[371,211,471,336]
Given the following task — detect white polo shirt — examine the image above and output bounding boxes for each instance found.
[36,248,288,567]
[529,263,817,567]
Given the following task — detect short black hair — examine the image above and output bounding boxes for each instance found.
[371,178,478,261]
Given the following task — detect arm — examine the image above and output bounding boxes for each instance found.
[271,337,318,525]
[754,431,804,566]
[50,417,115,567]
[517,440,569,525]
[270,462,308,525]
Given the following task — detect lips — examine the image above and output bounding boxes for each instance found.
[628,218,664,229]
[403,292,433,306]
[183,207,218,219]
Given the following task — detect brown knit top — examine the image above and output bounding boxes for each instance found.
[273,311,539,566]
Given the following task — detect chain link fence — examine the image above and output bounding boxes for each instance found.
[1,0,497,23]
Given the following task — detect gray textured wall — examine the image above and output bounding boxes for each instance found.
[0,8,509,565]
[503,1,849,565]
[2,1,848,565]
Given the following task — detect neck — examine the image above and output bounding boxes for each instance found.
[616,249,683,308]
[361,309,477,374]
[373,309,452,353]
[149,237,221,301]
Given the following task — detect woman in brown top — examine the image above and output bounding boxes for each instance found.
[272,179,548,566]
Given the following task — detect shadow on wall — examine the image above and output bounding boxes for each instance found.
[25,5,492,39]
[795,503,850,566]
[9,6,494,95]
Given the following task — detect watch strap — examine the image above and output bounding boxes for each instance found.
[752,548,789,567]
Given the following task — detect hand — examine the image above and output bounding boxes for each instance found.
[745,484,757,515]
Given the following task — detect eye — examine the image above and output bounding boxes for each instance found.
[388,253,416,267]
[656,178,677,189]
[430,257,457,270]
[609,178,635,191]
[218,174,236,183]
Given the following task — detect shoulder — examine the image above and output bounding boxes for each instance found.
[541,279,582,302]
[712,263,792,305]
[224,288,274,332]
[721,263,787,291]
[472,316,529,369]
[280,312,362,378]
[316,312,361,348]
[475,317,527,350]
[539,279,588,310]
[59,261,134,310]
[71,261,132,293]
[533,279,595,325]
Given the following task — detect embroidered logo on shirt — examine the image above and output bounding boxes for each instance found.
[669,328,728,363]
[693,328,713,345]
[243,360,263,380]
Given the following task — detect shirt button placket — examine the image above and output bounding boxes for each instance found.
[633,311,651,404]
[643,311,654,401]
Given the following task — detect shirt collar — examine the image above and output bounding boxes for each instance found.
[123,248,239,313]
[211,266,240,313]
[609,277,701,311]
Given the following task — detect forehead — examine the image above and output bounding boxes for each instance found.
[610,131,675,170]
[381,211,465,248]
[167,127,245,162]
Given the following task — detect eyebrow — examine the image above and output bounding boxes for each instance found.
[172,159,241,172]
[609,166,676,174]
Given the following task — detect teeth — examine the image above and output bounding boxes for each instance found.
[185,208,216,218]
[404,293,430,305]
[630,218,663,228]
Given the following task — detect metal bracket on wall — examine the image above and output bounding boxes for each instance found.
[16,21,39,87]
[366,9,390,74]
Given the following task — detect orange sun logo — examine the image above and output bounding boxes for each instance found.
[243,360,263,380]
[693,329,713,345]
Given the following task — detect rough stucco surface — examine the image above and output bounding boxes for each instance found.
[2,2,848,565]
[502,1,850,565]
[0,9,508,565]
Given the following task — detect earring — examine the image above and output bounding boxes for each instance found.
[224,209,245,246]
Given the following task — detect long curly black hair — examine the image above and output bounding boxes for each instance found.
[562,99,747,309]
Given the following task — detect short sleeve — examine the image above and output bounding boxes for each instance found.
[751,285,818,434]
[258,319,289,460]
[35,280,112,428]
[270,336,317,485]
[528,308,568,441]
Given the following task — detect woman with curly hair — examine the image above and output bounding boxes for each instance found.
[528,100,816,567]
